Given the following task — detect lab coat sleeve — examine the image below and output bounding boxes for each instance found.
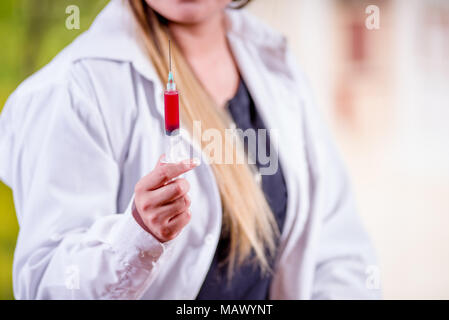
[287,51,381,299]
[4,69,168,300]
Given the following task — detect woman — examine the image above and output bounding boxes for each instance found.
[0,0,379,299]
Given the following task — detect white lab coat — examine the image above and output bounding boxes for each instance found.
[0,0,380,299]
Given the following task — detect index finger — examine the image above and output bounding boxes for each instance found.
[142,155,199,190]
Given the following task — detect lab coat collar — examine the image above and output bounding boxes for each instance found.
[70,0,160,86]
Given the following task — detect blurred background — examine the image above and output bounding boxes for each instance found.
[0,0,448,299]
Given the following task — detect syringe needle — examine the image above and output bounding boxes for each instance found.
[168,39,172,73]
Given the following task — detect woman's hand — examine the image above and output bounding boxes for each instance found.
[133,155,198,242]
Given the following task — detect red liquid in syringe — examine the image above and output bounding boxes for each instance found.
[164,90,179,134]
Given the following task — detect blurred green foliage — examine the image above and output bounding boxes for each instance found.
[0,0,109,300]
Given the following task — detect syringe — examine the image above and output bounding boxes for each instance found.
[164,40,179,135]
[162,40,186,163]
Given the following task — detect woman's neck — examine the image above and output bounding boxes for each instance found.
[167,11,240,108]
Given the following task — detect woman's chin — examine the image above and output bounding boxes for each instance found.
[146,0,228,25]
[166,8,215,24]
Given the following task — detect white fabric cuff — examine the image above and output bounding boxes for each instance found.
[108,198,170,268]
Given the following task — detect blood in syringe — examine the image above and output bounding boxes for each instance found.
[164,89,179,134]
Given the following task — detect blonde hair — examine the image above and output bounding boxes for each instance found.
[129,0,279,277]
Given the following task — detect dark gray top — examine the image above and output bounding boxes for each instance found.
[196,77,288,300]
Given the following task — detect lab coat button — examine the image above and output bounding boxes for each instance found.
[205,234,214,245]
[50,233,61,241]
